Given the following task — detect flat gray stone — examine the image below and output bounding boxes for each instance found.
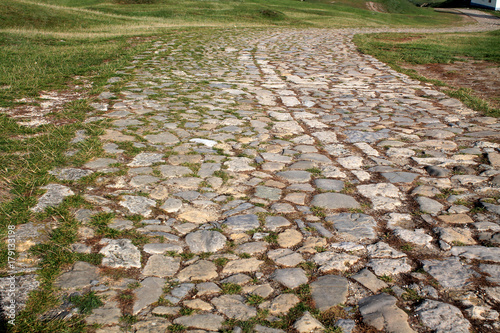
[314,179,344,191]
[31,184,74,213]
[313,252,361,272]
[49,168,93,181]
[131,317,170,333]
[271,268,308,289]
[293,311,325,332]
[325,213,377,241]
[224,157,255,172]
[177,260,218,282]
[416,300,471,333]
[133,277,165,314]
[185,230,227,253]
[160,198,183,213]
[86,301,121,325]
[367,258,412,276]
[265,216,292,231]
[424,166,450,177]
[56,261,99,289]
[144,132,179,144]
[142,255,180,277]
[174,314,224,331]
[224,214,260,233]
[310,275,348,311]
[310,193,360,210]
[345,130,389,143]
[99,239,141,268]
[128,152,164,167]
[359,293,415,333]
[479,264,500,284]
[211,295,257,320]
[336,319,356,333]
[255,186,282,200]
[352,268,388,293]
[158,165,192,178]
[382,172,419,183]
[119,195,156,217]
[415,196,444,214]
[450,246,500,262]
[84,158,117,169]
[277,171,311,183]
[423,257,474,289]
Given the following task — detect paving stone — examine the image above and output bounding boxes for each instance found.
[277,229,303,248]
[416,300,471,333]
[352,268,388,293]
[86,301,121,325]
[310,275,348,311]
[265,293,300,315]
[415,196,444,214]
[423,257,474,289]
[326,213,377,241]
[314,179,344,191]
[271,268,308,289]
[142,255,180,277]
[310,193,360,209]
[56,261,99,289]
[255,186,282,200]
[277,171,311,183]
[211,295,257,320]
[31,184,74,213]
[293,311,325,332]
[133,277,165,314]
[313,252,360,272]
[99,239,141,268]
[224,214,260,233]
[128,152,164,167]
[367,258,412,276]
[173,314,224,331]
[160,198,183,213]
[144,132,179,144]
[185,230,227,253]
[49,168,93,181]
[177,260,218,282]
[119,195,156,217]
[359,293,415,333]
[450,245,500,262]
[222,258,263,274]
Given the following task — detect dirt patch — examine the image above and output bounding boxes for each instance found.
[366,1,386,13]
[0,181,12,204]
[404,61,500,109]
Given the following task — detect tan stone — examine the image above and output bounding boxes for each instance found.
[438,214,474,224]
[178,209,219,224]
[183,299,213,311]
[100,129,135,142]
[222,258,264,275]
[278,229,303,248]
[177,260,218,282]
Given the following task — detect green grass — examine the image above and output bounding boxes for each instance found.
[0,33,152,106]
[354,30,500,116]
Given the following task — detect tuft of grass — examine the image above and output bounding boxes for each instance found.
[69,291,103,315]
[221,283,242,295]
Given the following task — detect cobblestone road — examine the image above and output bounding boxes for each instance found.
[6,12,500,333]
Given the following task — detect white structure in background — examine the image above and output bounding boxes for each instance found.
[470,0,500,10]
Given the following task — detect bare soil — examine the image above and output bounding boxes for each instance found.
[404,61,500,109]
[366,1,386,13]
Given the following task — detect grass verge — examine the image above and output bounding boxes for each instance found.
[354,30,500,117]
